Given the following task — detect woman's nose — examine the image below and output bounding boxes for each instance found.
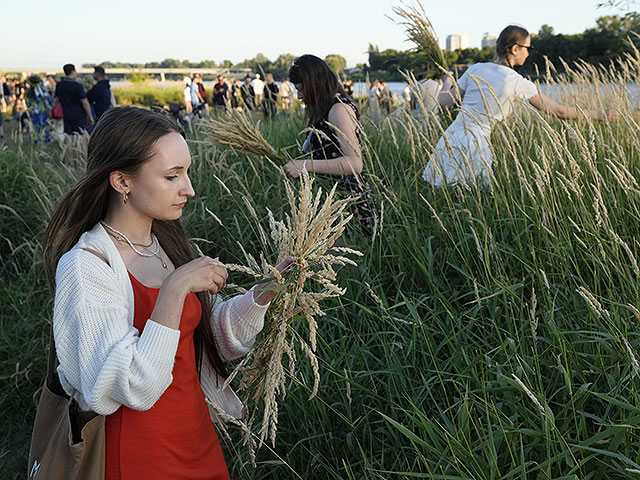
[183,177,195,197]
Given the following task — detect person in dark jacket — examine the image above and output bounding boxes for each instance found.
[87,66,113,122]
[240,75,255,111]
[263,73,279,118]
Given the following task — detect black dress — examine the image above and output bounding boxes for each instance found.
[305,95,378,235]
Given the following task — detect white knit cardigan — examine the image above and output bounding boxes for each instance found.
[53,222,268,420]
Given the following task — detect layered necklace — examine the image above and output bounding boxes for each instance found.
[100,221,168,269]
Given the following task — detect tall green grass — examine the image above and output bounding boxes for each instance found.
[113,83,184,106]
[3,52,640,478]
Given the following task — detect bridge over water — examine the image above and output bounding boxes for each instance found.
[0,67,253,81]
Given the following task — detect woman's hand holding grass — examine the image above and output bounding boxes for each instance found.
[252,256,308,306]
[150,256,228,330]
[167,256,229,298]
[592,108,620,121]
[283,160,305,179]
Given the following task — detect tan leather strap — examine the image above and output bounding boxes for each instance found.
[80,247,110,266]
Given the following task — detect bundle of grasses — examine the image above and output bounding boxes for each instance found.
[209,170,362,453]
[392,1,447,70]
[204,110,289,166]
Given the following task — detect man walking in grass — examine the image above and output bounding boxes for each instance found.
[241,75,255,111]
[55,64,94,134]
[263,73,279,118]
[212,75,229,111]
[87,66,113,122]
[251,73,265,109]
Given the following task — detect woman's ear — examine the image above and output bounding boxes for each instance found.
[109,171,131,196]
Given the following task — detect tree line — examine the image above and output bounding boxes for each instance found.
[83,54,347,82]
[366,13,640,81]
[84,13,639,83]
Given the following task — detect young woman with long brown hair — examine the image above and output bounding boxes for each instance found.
[44,105,293,479]
[284,54,377,234]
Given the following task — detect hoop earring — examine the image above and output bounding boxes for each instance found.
[122,192,129,205]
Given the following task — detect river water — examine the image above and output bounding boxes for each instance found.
[112,80,639,105]
[352,81,639,103]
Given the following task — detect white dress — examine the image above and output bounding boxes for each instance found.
[368,85,381,117]
[422,63,539,186]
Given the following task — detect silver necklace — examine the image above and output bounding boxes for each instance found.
[101,221,168,269]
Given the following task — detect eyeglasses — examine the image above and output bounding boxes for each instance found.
[518,44,534,52]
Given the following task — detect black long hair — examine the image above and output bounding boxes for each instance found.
[44,105,227,378]
[289,54,349,127]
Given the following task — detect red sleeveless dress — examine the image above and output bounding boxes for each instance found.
[104,273,230,480]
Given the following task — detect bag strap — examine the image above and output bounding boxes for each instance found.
[46,325,70,398]
[46,327,56,378]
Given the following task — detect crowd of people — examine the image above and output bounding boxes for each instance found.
[365,76,445,118]
[1,74,56,142]
[180,72,296,118]
[0,64,115,144]
[1,64,442,146]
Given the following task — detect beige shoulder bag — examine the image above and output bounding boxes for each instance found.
[27,329,105,479]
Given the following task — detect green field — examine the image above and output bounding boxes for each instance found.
[112,82,184,106]
[2,56,640,479]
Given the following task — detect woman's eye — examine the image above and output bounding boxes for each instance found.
[166,175,178,181]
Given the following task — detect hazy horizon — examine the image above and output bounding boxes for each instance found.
[0,0,625,70]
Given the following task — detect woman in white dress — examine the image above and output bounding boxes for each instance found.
[368,79,381,117]
[422,25,618,186]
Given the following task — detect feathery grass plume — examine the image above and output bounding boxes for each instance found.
[204,398,256,466]
[392,2,446,70]
[511,374,546,416]
[227,169,361,449]
[203,110,288,165]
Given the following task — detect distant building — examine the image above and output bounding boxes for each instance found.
[482,32,497,49]
[446,33,469,51]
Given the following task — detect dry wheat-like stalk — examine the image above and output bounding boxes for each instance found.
[203,110,288,165]
[392,2,446,69]
[225,169,361,449]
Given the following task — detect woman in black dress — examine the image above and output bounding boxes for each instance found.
[284,54,377,234]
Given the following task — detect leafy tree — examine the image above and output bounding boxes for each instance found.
[194,60,218,68]
[598,0,639,9]
[254,53,270,64]
[538,24,555,39]
[324,54,347,74]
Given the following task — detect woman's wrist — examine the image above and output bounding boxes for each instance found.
[151,285,188,330]
[252,281,278,306]
[160,271,189,301]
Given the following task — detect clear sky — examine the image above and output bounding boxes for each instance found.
[0,0,627,69]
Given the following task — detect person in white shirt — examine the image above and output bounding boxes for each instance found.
[182,76,193,113]
[423,25,619,186]
[250,73,265,108]
[402,82,412,109]
[368,79,380,117]
[43,105,297,476]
